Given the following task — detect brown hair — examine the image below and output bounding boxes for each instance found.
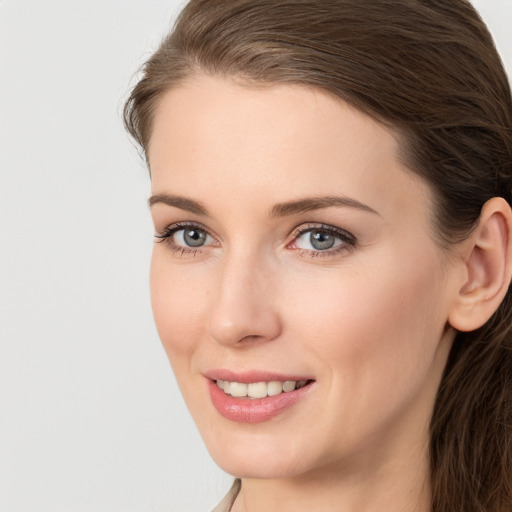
[124,1,512,510]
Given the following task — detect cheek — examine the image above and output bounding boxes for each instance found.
[286,249,448,406]
[280,256,450,457]
[150,250,209,359]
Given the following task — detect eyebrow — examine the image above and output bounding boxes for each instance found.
[148,193,379,217]
[148,194,209,215]
[269,196,380,217]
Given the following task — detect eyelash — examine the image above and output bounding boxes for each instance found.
[154,222,213,257]
[154,222,357,258]
[289,223,357,258]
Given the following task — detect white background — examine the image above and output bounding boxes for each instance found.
[0,1,511,511]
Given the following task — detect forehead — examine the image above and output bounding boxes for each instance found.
[149,75,398,164]
[148,75,431,223]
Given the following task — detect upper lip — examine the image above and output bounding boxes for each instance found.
[204,369,315,383]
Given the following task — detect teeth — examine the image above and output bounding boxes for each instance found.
[247,382,267,399]
[230,382,248,397]
[282,380,296,392]
[267,381,283,396]
[216,379,309,398]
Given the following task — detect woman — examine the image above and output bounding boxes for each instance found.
[124,1,512,511]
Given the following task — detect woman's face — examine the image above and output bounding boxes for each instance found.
[148,76,458,479]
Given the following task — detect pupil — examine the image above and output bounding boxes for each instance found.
[184,229,206,247]
[310,230,335,250]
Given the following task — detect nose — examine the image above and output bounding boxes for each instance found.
[207,252,282,347]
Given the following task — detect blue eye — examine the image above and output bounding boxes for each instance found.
[155,223,215,251]
[308,230,337,250]
[291,224,356,254]
[176,227,209,247]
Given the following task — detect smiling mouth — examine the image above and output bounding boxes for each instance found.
[215,379,312,399]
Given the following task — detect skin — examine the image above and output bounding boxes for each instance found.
[147,75,465,512]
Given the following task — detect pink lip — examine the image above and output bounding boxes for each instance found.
[204,369,314,384]
[205,370,315,424]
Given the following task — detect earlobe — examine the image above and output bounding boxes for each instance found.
[449,197,512,332]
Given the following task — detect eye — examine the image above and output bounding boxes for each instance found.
[302,229,339,250]
[175,226,209,247]
[289,224,356,255]
[154,223,217,253]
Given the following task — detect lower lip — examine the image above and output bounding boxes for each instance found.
[207,379,314,423]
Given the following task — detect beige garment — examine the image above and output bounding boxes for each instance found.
[211,479,241,512]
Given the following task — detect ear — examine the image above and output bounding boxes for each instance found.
[449,197,512,332]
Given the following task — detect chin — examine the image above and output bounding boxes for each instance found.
[201,427,322,480]
[215,454,307,480]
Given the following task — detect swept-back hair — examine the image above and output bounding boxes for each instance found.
[124,2,512,510]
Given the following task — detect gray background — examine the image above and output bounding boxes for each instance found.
[1,1,511,511]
